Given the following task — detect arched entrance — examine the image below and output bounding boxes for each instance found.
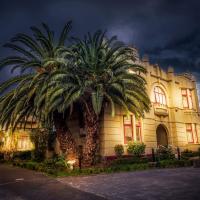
[156,124,168,147]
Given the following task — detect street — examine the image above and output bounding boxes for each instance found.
[0,164,105,200]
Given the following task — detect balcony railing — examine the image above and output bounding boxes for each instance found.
[153,103,169,116]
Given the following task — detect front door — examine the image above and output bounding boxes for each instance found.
[156,124,168,146]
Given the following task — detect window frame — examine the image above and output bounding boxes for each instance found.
[154,86,167,106]
[17,135,29,150]
[186,123,194,143]
[182,89,193,109]
[135,119,142,142]
[123,115,133,144]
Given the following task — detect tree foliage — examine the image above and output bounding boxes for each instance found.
[0,22,73,131]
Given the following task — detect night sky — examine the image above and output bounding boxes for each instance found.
[0,0,200,97]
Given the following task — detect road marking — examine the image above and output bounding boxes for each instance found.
[0,181,17,186]
[16,178,24,181]
[0,178,24,186]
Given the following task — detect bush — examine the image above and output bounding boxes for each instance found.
[12,151,32,160]
[127,142,146,157]
[0,152,4,160]
[11,155,70,176]
[25,161,39,170]
[158,159,193,168]
[114,144,124,157]
[181,149,199,159]
[157,145,175,160]
[54,156,69,170]
[111,157,148,166]
[42,155,69,172]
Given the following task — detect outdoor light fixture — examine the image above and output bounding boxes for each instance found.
[67,159,76,170]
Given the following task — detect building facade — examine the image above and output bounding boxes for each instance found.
[100,55,200,156]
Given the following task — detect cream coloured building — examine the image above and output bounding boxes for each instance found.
[100,54,200,156]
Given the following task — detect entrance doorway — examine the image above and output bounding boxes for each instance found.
[156,124,168,146]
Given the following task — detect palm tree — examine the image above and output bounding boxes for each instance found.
[50,31,151,165]
[0,22,77,158]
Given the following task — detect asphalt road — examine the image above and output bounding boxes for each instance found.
[1,164,200,200]
[0,164,105,200]
[58,167,200,200]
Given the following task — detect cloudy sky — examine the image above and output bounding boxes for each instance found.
[0,0,200,98]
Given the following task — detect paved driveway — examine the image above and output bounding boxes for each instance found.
[58,168,200,200]
[0,164,105,200]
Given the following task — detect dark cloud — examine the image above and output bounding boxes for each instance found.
[0,0,200,96]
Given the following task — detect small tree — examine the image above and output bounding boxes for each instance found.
[157,145,175,160]
[114,144,124,157]
[127,141,146,157]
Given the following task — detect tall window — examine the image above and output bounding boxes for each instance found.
[154,86,167,106]
[182,89,193,109]
[17,136,29,150]
[135,119,142,142]
[123,115,133,144]
[186,124,198,144]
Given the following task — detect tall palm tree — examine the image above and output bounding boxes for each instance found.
[0,22,77,157]
[50,31,151,165]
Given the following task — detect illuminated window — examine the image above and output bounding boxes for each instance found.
[182,89,193,109]
[123,115,133,144]
[135,119,142,142]
[154,86,167,106]
[17,136,29,150]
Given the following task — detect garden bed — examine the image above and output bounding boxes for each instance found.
[9,158,194,177]
[1,146,199,177]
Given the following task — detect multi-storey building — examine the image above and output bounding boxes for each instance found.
[100,54,200,156]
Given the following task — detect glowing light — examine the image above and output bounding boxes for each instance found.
[67,159,76,170]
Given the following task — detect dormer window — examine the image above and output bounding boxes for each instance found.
[154,86,167,106]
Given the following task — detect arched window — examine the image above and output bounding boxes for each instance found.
[154,86,167,106]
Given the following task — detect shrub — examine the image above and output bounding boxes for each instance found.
[111,157,148,166]
[114,144,124,157]
[42,155,69,172]
[127,142,146,157]
[25,161,39,170]
[181,149,199,159]
[157,145,175,160]
[158,159,193,168]
[54,156,69,170]
[12,151,32,160]
[0,152,4,159]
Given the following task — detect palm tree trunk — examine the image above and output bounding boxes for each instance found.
[82,102,99,166]
[53,111,77,160]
